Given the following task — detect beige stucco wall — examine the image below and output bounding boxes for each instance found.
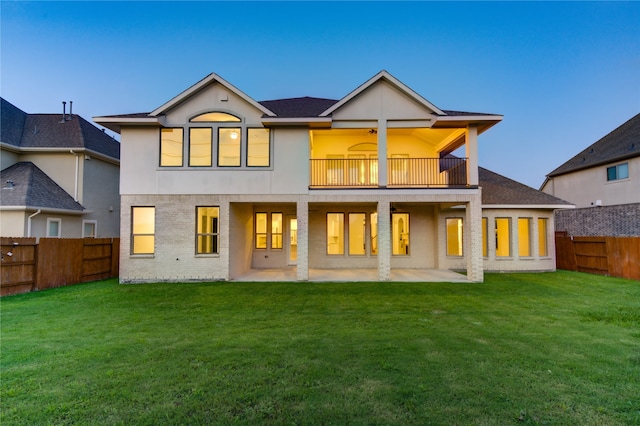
[1,149,20,170]
[81,156,120,237]
[542,157,640,208]
[0,211,26,237]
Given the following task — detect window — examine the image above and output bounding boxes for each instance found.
[160,128,183,166]
[255,213,268,249]
[83,220,97,238]
[538,218,548,257]
[218,128,241,166]
[327,213,344,255]
[607,163,629,181]
[327,155,344,185]
[131,207,155,254]
[349,213,366,255]
[47,218,61,238]
[189,128,212,166]
[247,128,270,167]
[392,213,409,255]
[196,207,219,254]
[370,213,378,255]
[190,112,241,122]
[482,217,488,257]
[446,218,463,256]
[495,218,511,257]
[272,213,283,249]
[518,218,532,257]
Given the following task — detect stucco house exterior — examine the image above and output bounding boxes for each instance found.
[1,98,121,239]
[95,71,570,283]
[541,113,639,236]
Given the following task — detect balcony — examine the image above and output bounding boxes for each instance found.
[310,157,468,188]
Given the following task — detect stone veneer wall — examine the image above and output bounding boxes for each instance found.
[555,203,640,237]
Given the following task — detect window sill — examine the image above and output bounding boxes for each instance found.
[195,254,220,258]
[130,254,155,259]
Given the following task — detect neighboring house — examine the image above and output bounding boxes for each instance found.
[95,71,570,283]
[1,98,121,239]
[541,113,640,236]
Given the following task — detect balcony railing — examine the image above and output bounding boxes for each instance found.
[310,157,468,188]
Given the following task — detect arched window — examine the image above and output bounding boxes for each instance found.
[189,112,241,122]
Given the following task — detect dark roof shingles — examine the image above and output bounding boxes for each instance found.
[259,97,338,118]
[1,98,27,146]
[480,167,572,206]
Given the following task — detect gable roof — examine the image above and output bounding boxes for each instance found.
[1,98,120,160]
[547,113,640,178]
[0,162,85,212]
[479,167,572,207]
[259,97,338,118]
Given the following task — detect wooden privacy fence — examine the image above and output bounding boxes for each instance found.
[1,237,119,296]
[555,235,640,280]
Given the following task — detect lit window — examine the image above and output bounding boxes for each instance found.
[370,213,378,255]
[272,213,283,249]
[189,128,212,167]
[218,128,241,166]
[47,218,61,238]
[327,213,344,255]
[247,128,270,167]
[83,220,97,238]
[196,207,219,254]
[518,218,532,257]
[482,217,488,257]
[255,213,267,249]
[446,218,463,256]
[190,112,241,122]
[495,218,511,257]
[392,213,409,255]
[538,218,548,257]
[132,207,155,254]
[160,128,183,167]
[606,163,629,181]
[349,213,366,255]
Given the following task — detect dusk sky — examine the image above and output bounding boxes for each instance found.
[1,1,638,189]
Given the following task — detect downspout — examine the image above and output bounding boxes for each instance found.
[27,209,42,237]
[70,150,79,201]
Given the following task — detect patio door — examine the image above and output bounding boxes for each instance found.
[288,216,297,265]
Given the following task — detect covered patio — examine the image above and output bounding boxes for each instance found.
[232,268,468,283]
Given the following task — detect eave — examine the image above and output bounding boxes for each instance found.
[432,115,503,134]
[92,116,163,134]
[0,205,87,215]
[261,117,333,128]
[481,204,575,210]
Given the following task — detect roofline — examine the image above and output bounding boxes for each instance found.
[432,115,503,134]
[481,204,575,209]
[149,73,276,117]
[92,116,163,134]
[546,151,640,178]
[261,117,333,128]
[0,206,86,215]
[320,70,445,117]
[0,146,120,164]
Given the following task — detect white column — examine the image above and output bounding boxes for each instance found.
[465,125,479,186]
[377,119,387,187]
[465,191,484,282]
[377,201,391,281]
[296,200,309,281]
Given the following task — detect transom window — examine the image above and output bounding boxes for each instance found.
[190,112,241,122]
[606,163,628,181]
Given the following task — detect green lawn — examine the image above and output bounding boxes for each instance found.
[1,271,639,425]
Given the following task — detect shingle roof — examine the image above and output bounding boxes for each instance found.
[0,162,84,211]
[479,167,572,206]
[258,97,339,118]
[547,113,640,177]
[1,98,120,160]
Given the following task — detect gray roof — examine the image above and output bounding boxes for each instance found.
[0,162,84,211]
[480,167,572,206]
[1,98,120,160]
[547,113,640,177]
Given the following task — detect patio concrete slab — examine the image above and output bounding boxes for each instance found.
[232,268,468,283]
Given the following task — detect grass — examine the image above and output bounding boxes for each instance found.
[1,271,639,425]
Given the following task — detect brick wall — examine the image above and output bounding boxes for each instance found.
[555,203,640,237]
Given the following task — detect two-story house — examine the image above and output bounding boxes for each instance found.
[541,113,639,236]
[1,98,121,239]
[95,71,570,283]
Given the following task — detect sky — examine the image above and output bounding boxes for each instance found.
[1,1,638,189]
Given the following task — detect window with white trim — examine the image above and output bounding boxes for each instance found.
[83,220,97,238]
[47,218,61,238]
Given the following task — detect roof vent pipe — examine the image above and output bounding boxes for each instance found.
[69,101,73,119]
[60,101,67,123]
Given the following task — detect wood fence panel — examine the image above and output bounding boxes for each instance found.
[1,238,37,296]
[36,238,84,290]
[555,235,576,271]
[82,238,114,282]
[573,237,608,275]
[606,237,640,280]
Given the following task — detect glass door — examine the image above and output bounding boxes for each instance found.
[288,217,298,265]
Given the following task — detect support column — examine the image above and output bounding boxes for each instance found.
[377,118,388,187]
[296,200,309,281]
[377,200,391,281]
[465,191,484,282]
[465,125,479,186]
